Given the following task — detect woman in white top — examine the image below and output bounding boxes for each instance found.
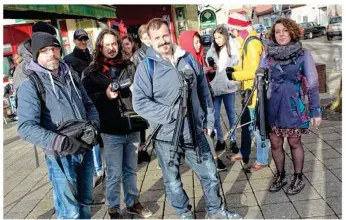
[206,25,240,151]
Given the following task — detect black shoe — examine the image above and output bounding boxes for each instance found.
[242,156,249,164]
[286,173,305,195]
[230,141,239,154]
[216,158,227,171]
[108,208,121,219]
[269,171,287,192]
[215,141,226,151]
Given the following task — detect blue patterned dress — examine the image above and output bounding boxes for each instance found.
[260,49,322,137]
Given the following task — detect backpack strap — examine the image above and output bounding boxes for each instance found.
[27,71,46,106]
[242,36,263,69]
[144,58,155,80]
[183,53,198,75]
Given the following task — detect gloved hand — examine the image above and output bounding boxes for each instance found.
[60,135,93,156]
[225,67,235,80]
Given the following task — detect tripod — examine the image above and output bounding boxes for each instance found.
[168,69,201,166]
[228,68,271,148]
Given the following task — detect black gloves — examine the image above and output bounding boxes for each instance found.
[225,67,235,80]
[60,135,92,156]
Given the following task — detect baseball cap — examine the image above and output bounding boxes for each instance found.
[73,29,89,40]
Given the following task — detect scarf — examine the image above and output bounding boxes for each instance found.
[102,58,128,79]
[267,41,303,66]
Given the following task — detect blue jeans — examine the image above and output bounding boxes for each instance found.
[155,134,222,216]
[92,144,103,176]
[9,96,17,113]
[46,150,94,219]
[240,107,269,164]
[101,133,139,211]
[213,93,236,141]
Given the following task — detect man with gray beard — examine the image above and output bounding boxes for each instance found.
[17,32,99,219]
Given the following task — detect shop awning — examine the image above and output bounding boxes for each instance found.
[4,5,116,19]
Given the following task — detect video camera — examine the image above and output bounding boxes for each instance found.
[110,78,132,92]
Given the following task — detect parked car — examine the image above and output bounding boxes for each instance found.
[201,34,212,47]
[299,22,327,39]
[327,16,342,41]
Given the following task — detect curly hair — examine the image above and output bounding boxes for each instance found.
[90,28,123,71]
[269,18,301,43]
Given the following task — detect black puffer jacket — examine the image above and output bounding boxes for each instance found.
[131,43,149,67]
[82,61,137,135]
[64,47,92,77]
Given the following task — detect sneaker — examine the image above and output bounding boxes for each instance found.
[208,208,242,219]
[181,212,193,219]
[269,171,287,192]
[215,141,226,151]
[127,201,153,218]
[108,208,121,219]
[216,158,227,171]
[230,141,239,154]
[286,174,305,195]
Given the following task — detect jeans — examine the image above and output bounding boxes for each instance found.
[46,150,94,219]
[8,96,17,114]
[213,93,236,142]
[92,144,103,176]
[240,107,269,164]
[101,133,139,211]
[155,134,223,216]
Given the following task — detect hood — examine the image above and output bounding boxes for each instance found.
[178,30,205,66]
[146,44,187,63]
[26,60,81,100]
[17,39,33,63]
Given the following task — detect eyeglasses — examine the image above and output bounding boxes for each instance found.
[39,47,61,54]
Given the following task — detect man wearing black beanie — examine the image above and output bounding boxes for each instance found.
[13,21,57,90]
[17,31,100,219]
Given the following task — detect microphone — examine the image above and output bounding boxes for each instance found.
[225,67,235,80]
[255,67,268,78]
[181,68,195,85]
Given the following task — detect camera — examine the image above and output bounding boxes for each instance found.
[110,78,132,92]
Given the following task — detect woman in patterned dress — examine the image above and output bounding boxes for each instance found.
[261,18,322,195]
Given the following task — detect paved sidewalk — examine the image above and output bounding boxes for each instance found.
[3,104,342,219]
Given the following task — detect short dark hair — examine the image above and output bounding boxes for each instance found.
[146,18,170,37]
[270,18,301,43]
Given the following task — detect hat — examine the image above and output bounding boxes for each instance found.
[227,12,252,30]
[32,21,57,36]
[73,29,89,40]
[31,32,61,62]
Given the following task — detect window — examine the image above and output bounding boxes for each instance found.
[330,16,342,24]
[303,16,308,23]
[263,18,269,27]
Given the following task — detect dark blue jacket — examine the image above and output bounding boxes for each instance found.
[17,60,99,155]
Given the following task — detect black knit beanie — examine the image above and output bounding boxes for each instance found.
[31,32,62,62]
[32,21,57,36]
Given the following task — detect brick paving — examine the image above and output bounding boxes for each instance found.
[3,96,342,219]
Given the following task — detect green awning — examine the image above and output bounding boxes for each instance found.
[4,5,116,19]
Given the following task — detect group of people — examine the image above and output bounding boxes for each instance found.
[14,11,322,220]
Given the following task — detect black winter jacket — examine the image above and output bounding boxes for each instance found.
[82,61,137,135]
[64,47,92,77]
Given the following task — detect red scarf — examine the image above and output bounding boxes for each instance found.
[102,58,128,79]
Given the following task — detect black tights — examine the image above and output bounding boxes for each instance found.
[270,135,304,174]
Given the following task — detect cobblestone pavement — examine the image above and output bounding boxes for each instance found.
[3,97,342,219]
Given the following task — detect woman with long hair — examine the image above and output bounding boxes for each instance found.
[122,35,138,60]
[206,25,240,152]
[261,18,322,195]
[179,30,227,171]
